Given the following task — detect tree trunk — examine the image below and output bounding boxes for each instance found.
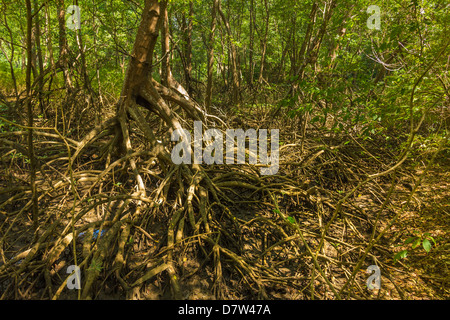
[205,0,218,111]
[56,0,73,94]
[289,15,297,78]
[306,0,337,71]
[248,0,255,86]
[25,0,39,233]
[44,2,55,68]
[295,2,318,79]
[159,0,190,101]
[74,0,95,122]
[218,2,240,105]
[328,5,354,70]
[34,0,45,116]
[258,0,269,84]
[184,2,194,96]
[160,0,171,87]
[0,11,18,99]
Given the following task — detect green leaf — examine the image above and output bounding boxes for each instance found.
[422,239,432,253]
[286,216,296,225]
[412,237,421,249]
[311,116,321,123]
[89,259,103,272]
[424,233,436,245]
[394,250,408,262]
[403,237,416,245]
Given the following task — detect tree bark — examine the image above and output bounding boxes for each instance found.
[205,0,218,111]
[248,0,255,86]
[0,10,18,99]
[117,0,202,138]
[159,0,190,101]
[25,0,39,232]
[295,2,318,79]
[34,0,45,116]
[297,0,336,78]
[73,0,95,120]
[160,0,171,87]
[218,2,240,105]
[258,0,269,84]
[56,0,73,94]
[184,2,194,96]
[44,2,55,68]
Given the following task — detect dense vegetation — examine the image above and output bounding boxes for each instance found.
[0,0,448,300]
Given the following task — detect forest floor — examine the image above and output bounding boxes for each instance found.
[0,103,448,300]
[385,164,449,299]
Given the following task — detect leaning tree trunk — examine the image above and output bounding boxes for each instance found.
[74,0,260,299]
[80,0,211,297]
[117,0,201,132]
[75,0,202,299]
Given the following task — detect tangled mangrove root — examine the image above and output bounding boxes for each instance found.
[2,103,435,300]
[1,0,444,297]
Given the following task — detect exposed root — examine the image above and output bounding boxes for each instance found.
[1,50,444,301]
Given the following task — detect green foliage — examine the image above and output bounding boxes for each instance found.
[0,0,446,148]
[89,259,103,272]
[286,216,296,225]
[394,231,437,263]
[0,115,20,133]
